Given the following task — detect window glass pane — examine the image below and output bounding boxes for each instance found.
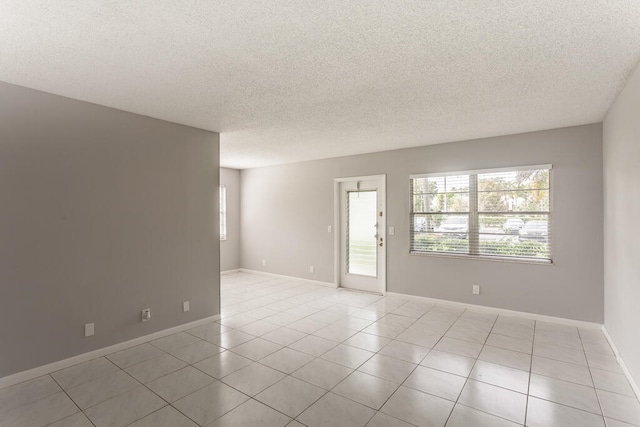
[478,189,549,212]
[410,166,551,262]
[219,185,227,240]
[478,214,549,258]
[478,169,549,191]
[347,191,377,276]
[410,213,469,254]
[478,169,550,212]
[413,175,469,213]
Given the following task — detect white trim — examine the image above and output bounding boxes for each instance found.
[602,326,640,400]
[231,270,601,330]
[386,292,602,330]
[221,269,241,275]
[334,174,387,294]
[334,175,387,183]
[410,164,553,179]
[0,314,221,389]
[239,269,336,288]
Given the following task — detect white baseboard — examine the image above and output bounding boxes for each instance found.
[0,314,221,390]
[221,269,241,275]
[239,268,336,288]
[385,292,602,330]
[602,327,640,400]
[229,270,601,329]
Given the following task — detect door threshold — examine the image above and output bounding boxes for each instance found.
[338,286,383,297]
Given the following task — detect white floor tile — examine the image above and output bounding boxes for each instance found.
[193,350,253,378]
[333,371,399,410]
[321,344,375,369]
[51,358,119,390]
[597,389,640,426]
[255,376,326,417]
[260,347,315,374]
[173,380,249,426]
[420,349,475,377]
[3,272,636,427]
[220,362,286,396]
[127,406,198,427]
[0,392,78,427]
[529,374,601,414]
[526,396,605,427]
[298,392,376,427]
[458,380,526,424]
[378,340,431,364]
[125,353,187,383]
[446,403,521,427]
[404,366,466,401]
[531,355,593,386]
[66,370,139,409]
[209,399,291,427]
[357,354,416,384]
[478,345,531,371]
[380,386,454,427]
[106,344,165,369]
[292,358,354,390]
[469,360,530,394]
[84,386,165,427]
[0,375,61,415]
[146,366,214,402]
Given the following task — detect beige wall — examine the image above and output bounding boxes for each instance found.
[603,62,640,386]
[241,124,604,322]
[0,82,220,377]
[220,168,241,271]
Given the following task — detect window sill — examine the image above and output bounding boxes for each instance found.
[409,251,553,265]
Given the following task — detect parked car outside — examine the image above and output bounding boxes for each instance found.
[414,217,427,232]
[519,220,548,242]
[439,216,468,237]
[503,218,524,234]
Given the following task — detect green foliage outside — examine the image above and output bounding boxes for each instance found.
[413,235,549,259]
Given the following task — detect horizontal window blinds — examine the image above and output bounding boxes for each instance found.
[410,166,551,262]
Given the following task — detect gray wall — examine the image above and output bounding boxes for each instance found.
[0,82,220,377]
[241,124,604,322]
[603,62,640,386]
[220,168,241,271]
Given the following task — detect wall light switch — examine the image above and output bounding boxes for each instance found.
[183,301,190,312]
[262,259,266,266]
[389,226,395,235]
[328,225,332,233]
[85,323,94,337]
[473,285,480,295]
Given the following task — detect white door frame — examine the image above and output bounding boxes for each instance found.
[333,174,386,295]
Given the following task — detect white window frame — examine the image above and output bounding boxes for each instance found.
[410,164,552,263]
[219,185,227,241]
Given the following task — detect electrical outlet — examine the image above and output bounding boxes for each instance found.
[310,266,314,273]
[141,308,151,322]
[473,285,480,295]
[84,323,94,337]
[183,301,190,312]
[262,259,266,266]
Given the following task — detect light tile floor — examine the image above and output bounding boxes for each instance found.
[2,272,640,426]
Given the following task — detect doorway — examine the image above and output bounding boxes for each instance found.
[334,175,386,294]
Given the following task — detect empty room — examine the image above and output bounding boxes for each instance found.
[1,1,639,426]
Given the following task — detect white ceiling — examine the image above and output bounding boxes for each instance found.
[1,1,640,169]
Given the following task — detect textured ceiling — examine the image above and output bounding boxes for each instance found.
[1,1,640,169]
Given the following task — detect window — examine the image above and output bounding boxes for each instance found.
[410,165,551,262]
[219,185,227,240]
